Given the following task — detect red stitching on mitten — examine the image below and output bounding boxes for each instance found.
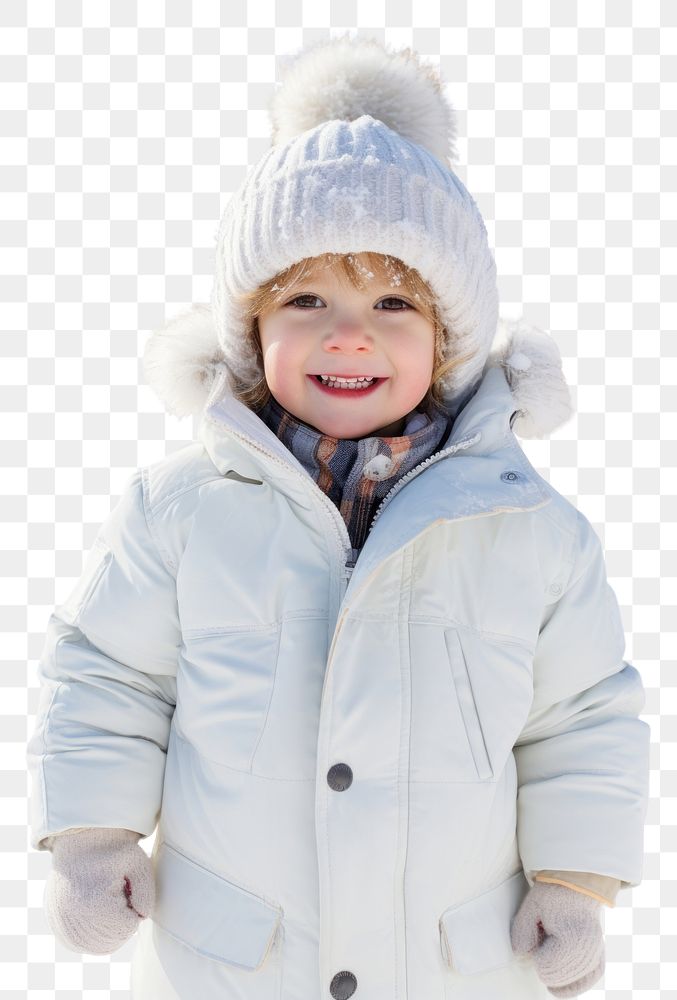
[123,876,146,919]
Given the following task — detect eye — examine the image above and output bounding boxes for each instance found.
[287,294,323,308]
[376,297,412,311]
[285,293,413,311]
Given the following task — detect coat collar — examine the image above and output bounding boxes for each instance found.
[195,360,528,505]
[197,361,562,604]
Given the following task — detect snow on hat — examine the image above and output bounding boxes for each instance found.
[209,34,499,410]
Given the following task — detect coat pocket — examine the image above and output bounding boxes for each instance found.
[409,624,496,782]
[177,623,281,770]
[152,841,283,971]
[409,622,534,783]
[439,869,530,976]
[443,629,493,780]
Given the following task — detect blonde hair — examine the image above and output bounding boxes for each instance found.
[229,251,474,417]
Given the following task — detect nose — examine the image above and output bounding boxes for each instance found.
[323,321,374,355]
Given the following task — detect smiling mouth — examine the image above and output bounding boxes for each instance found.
[308,375,386,396]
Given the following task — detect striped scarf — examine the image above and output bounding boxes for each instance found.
[257,394,453,565]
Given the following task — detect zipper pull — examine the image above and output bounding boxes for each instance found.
[339,561,354,606]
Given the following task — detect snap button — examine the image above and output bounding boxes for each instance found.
[363,454,394,481]
[327,763,353,791]
[549,582,562,596]
[500,470,521,482]
[330,970,357,998]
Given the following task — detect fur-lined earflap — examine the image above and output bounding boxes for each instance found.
[485,317,575,439]
[142,303,223,419]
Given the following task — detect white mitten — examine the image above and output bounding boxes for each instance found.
[510,881,605,997]
[44,827,155,955]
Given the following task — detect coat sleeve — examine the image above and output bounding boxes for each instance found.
[26,468,181,851]
[513,507,650,892]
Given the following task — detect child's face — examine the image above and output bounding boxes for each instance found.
[257,265,436,438]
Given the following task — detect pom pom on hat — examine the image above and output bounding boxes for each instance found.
[269,33,458,166]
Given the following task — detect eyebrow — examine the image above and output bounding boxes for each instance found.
[290,278,409,295]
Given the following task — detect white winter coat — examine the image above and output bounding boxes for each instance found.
[27,325,650,1000]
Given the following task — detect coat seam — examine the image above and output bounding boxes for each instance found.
[399,548,415,1000]
[186,622,281,638]
[183,611,327,637]
[76,621,178,680]
[562,511,588,590]
[351,614,536,652]
[38,660,64,843]
[151,471,233,517]
[140,466,179,576]
[517,766,621,779]
[535,492,578,546]
[505,432,581,588]
[248,622,282,773]
[171,721,316,781]
[537,499,580,610]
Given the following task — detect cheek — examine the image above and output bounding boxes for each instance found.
[398,336,435,385]
[261,337,305,396]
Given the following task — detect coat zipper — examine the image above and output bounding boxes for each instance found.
[328,429,483,671]
[226,428,352,566]
[367,430,482,533]
[226,424,481,608]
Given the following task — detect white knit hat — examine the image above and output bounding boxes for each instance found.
[210,34,499,413]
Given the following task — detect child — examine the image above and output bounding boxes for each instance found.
[27,35,649,1000]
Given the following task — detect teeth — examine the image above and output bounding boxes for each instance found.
[318,375,375,389]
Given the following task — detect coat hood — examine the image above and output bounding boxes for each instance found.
[142,303,574,441]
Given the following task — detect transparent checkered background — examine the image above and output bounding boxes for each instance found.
[2,1,673,997]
